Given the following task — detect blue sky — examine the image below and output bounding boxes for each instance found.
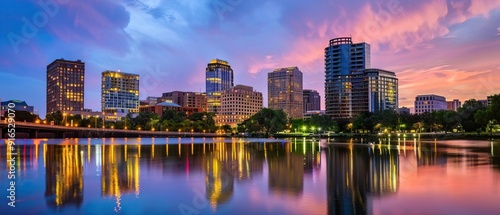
[1,0,499,117]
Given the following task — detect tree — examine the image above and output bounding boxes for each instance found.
[45,111,63,125]
[242,108,288,137]
[370,109,398,132]
[458,99,485,132]
[221,124,232,133]
[353,112,373,133]
[433,110,460,134]
[5,110,37,122]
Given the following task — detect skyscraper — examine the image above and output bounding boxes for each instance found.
[351,69,398,116]
[218,85,263,127]
[101,71,139,120]
[268,67,303,119]
[303,89,321,113]
[206,59,234,113]
[325,37,370,118]
[46,59,85,114]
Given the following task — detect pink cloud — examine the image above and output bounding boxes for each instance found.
[397,66,500,107]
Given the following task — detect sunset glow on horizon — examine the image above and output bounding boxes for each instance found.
[1,0,499,117]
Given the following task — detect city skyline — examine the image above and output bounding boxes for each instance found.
[1,0,500,118]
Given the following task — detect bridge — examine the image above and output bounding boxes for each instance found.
[0,121,223,139]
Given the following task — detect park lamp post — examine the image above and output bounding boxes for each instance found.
[63,112,67,125]
[302,125,307,133]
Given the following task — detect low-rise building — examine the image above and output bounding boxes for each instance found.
[414,94,447,114]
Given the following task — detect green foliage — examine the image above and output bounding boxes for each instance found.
[290,115,338,133]
[433,110,460,133]
[458,99,485,132]
[239,108,289,137]
[5,110,37,122]
[45,111,63,125]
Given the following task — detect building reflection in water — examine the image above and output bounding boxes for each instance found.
[100,144,140,212]
[44,145,84,208]
[203,142,234,210]
[267,139,321,196]
[327,144,399,215]
[491,141,500,170]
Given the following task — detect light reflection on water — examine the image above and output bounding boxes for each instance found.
[1,138,499,215]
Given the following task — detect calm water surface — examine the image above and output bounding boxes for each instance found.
[1,138,500,215]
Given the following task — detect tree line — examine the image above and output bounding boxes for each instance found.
[9,94,500,137]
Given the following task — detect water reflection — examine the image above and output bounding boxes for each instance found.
[1,138,500,214]
[327,145,398,215]
[100,145,140,212]
[44,145,83,208]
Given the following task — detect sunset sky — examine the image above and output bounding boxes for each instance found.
[1,0,499,117]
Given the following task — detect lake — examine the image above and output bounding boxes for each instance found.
[1,137,500,215]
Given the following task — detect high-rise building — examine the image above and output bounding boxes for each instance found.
[160,91,207,112]
[46,59,85,114]
[325,37,370,118]
[268,67,303,119]
[351,69,398,117]
[446,99,461,111]
[101,71,139,120]
[414,94,447,114]
[217,85,263,127]
[303,89,321,113]
[206,59,234,114]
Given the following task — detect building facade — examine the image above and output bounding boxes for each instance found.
[398,107,410,115]
[268,67,303,119]
[206,59,234,114]
[1,100,35,116]
[414,94,447,114]
[487,95,495,107]
[325,37,370,118]
[303,90,321,113]
[351,69,398,117]
[479,99,489,107]
[217,85,263,127]
[101,71,139,120]
[46,59,85,114]
[160,91,207,112]
[446,99,461,111]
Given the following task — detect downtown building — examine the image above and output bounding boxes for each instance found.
[206,59,234,114]
[217,85,263,127]
[268,67,303,119]
[324,37,398,118]
[303,89,321,113]
[101,71,139,121]
[446,99,461,111]
[159,91,207,115]
[351,69,398,116]
[414,94,447,114]
[46,59,85,114]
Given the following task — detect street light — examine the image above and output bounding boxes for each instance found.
[302,126,307,133]
[63,112,67,125]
